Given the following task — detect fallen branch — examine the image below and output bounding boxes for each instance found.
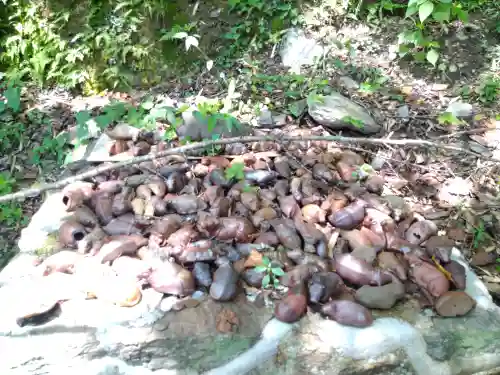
[0,134,495,203]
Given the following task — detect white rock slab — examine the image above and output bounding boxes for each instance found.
[280,28,325,73]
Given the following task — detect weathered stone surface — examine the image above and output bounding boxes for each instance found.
[217,249,500,375]
[177,109,251,142]
[307,93,381,134]
[5,190,500,375]
[397,105,410,118]
[280,28,325,72]
[445,101,473,118]
[338,76,360,91]
[16,191,70,255]
[0,282,273,375]
[3,190,274,375]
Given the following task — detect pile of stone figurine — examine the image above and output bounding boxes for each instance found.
[19,124,476,328]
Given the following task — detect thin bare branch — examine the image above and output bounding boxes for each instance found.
[0,134,494,203]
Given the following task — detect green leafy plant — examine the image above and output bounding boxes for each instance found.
[225,162,245,181]
[246,72,330,111]
[437,111,464,126]
[254,256,285,288]
[342,116,364,129]
[0,172,26,227]
[395,0,468,66]
[472,220,489,249]
[222,0,302,63]
[1,1,195,90]
[73,97,187,152]
[349,65,389,93]
[224,162,259,193]
[0,79,25,155]
[496,258,500,272]
[460,85,472,100]
[476,76,500,104]
[32,131,69,166]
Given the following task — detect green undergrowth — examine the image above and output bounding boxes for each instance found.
[0,0,302,92]
[351,0,499,70]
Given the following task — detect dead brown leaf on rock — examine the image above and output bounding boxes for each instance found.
[216,308,239,333]
[243,250,264,269]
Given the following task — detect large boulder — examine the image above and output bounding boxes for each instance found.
[307,93,381,134]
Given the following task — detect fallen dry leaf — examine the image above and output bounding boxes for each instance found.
[216,308,239,333]
[243,250,264,269]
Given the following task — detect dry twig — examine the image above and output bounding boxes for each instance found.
[0,134,496,203]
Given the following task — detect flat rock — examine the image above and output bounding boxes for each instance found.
[177,109,252,142]
[445,101,473,118]
[371,150,392,170]
[337,76,360,91]
[307,93,381,134]
[257,110,289,128]
[0,276,273,374]
[397,105,410,118]
[280,28,325,72]
[437,177,473,206]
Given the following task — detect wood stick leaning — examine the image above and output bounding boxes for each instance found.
[0,134,494,203]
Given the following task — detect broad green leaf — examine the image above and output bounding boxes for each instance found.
[428,41,440,49]
[271,268,285,276]
[5,85,21,112]
[438,111,461,125]
[207,115,217,133]
[426,49,439,66]
[76,123,89,141]
[95,115,112,129]
[103,102,128,121]
[176,104,190,113]
[149,107,168,120]
[419,1,434,22]
[288,99,307,118]
[454,7,468,23]
[262,274,271,288]
[166,109,177,125]
[414,51,426,61]
[224,162,245,181]
[405,4,419,18]
[440,0,452,3]
[398,44,410,54]
[126,107,142,126]
[173,32,188,39]
[262,256,270,266]
[75,110,91,125]
[141,100,154,110]
[432,5,450,22]
[223,117,232,132]
[254,266,268,273]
